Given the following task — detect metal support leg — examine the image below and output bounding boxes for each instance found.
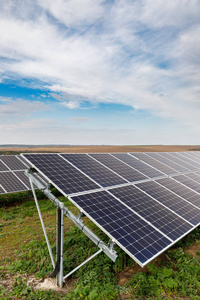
[57,203,64,287]
[63,249,103,280]
[29,178,55,269]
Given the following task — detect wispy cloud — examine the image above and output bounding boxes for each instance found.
[0,97,50,115]
[0,0,200,143]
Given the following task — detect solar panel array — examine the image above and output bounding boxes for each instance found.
[21,152,200,266]
[0,155,31,194]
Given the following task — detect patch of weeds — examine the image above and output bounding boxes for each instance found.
[128,248,200,298]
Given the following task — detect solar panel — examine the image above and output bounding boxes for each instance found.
[22,154,100,195]
[130,153,177,175]
[111,153,164,178]
[156,177,200,208]
[109,185,192,240]
[0,161,9,172]
[159,152,197,171]
[0,155,28,170]
[172,153,200,168]
[146,153,189,172]
[136,181,200,226]
[60,154,126,187]
[184,172,200,184]
[70,190,171,265]
[0,185,5,194]
[0,172,27,193]
[89,153,148,182]
[173,174,200,194]
[21,151,200,268]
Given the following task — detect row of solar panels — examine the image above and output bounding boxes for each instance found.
[21,152,200,266]
[0,155,47,195]
[22,152,200,196]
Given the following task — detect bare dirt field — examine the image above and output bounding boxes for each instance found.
[1,145,200,153]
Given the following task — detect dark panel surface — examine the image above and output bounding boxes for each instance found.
[89,153,147,182]
[173,175,200,194]
[157,177,200,208]
[130,153,177,175]
[185,173,200,184]
[112,153,163,178]
[0,172,27,193]
[0,186,5,194]
[61,154,126,187]
[22,154,100,195]
[163,153,197,171]
[71,190,171,265]
[109,185,192,240]
[136,181,200,226]
[147,153,188,172]
[0,161,9,172]
[14,171,31,189]
[0,155,28,170]
[173,153,200,168]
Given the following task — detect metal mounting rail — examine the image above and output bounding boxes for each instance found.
[25,170,117,287]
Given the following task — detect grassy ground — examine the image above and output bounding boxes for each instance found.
[1,193,200,299]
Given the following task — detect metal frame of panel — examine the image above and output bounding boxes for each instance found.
[26,170,117,287]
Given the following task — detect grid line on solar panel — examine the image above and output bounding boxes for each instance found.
[0,171,27,193]
[21,154,100,195]
[0,160,10,172]
[130,153,178,175]
[70,190,171,266]
[0,185,6,194]
[173,174,200,194]
[146,153,189,172]
[13,171,31,189]
[135,180,200,226]
[60,153,126,187]
[156,177,200,209]
[109,185,192,240]
[109,153,153,178]
[163,152,198,171]
[173,153,200,168]
[0,155,28,170]
[111,153,164,178]
[184,152,200,162]
[89,153,148,182]
[184,173,200,184]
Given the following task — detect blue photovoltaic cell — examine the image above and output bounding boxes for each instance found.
[0,161,9,171]
[0,172,27,193]
[136,181,200,226]
[112,153,163,178]
[0,155,28,170]
[131,153,177,175]
[109,185,193,240]
[156,177,200,208]
[146,153,188,172]
[160,153,196,171]
[89,153,147,182]
[22,154,100,195]
[173,175,200,194]
[71,190,171,265]
[60,154,126,187]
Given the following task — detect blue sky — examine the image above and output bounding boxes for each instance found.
[0,0,200,145]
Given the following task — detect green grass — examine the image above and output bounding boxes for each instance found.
[1,193,200,299]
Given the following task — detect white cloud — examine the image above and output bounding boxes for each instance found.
[0,0,200,143]
[0,97,50,115]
